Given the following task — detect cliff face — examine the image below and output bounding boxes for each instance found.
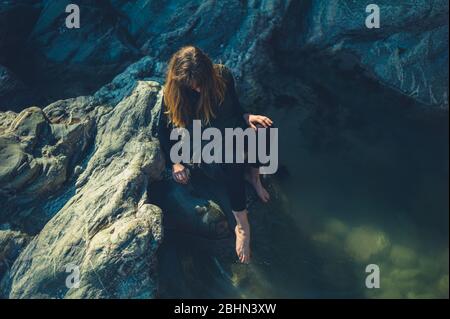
[293,0,449,107]
[0,0,448,298]
[1,0,448,111]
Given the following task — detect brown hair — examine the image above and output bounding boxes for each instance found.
[163,46,226,128]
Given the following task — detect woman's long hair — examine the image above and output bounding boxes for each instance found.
[163,46,226,128]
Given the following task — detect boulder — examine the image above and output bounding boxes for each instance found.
[0,228,31,285]
[0,65,36,111]
[279,0,449,107]
[0,80,167,298]
[0,70,238,298]
[1,1,447,109]
[0,105,95,232]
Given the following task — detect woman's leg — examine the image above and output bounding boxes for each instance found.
[232,208,251,264]
[223,163,251,264]
[245,124,271,203]
[245,166,270,203]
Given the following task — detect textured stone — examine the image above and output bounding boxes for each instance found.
[1,1,447,108]
[0,80,166,298]
[280,0,449,107]
[0,228,31,285]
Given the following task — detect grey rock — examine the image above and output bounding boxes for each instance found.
[0,65,36,111]
[0,0,285,108]
[0,1,43,110]
[0,229,31,285]
[0,80,167,298]
[291,0,449,107]
[154,175,232,240]
[0,0,447,299]
[0,59,235,297]
[0,105,95,232]
[1,0,445,109]
[64,204,162,299]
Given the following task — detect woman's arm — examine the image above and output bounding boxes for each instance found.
[157,102,190,184]
[157,105,175,162]
[222,65,247,117]
[223,66,273,129]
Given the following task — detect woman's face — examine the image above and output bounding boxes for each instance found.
[190,81,201,93]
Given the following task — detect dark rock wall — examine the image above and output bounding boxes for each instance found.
[294,0,449,107]
[1,0,447,111]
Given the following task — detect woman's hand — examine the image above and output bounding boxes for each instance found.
[244,113,273,130]
[172,163,189,184]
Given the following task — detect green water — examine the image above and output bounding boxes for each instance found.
[158,58,449,299]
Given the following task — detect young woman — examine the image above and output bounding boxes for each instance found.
[158,46,273,264]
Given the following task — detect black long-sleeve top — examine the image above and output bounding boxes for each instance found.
[157,65,247,166]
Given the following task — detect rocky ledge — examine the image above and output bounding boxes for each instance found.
[0,54,255,298]
[0,60,172,298]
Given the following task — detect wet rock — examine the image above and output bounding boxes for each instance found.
[0,0,286,109]
[0,65,36,111]
[152,169,232,240]
[437,274,449,297]
[285,0,449,107]
[0,229,31,284]
[389,245,418,268]
[0,54,241,297]
[0,105,95,232]
[345,226,390,262]
[0,79,166,298]
[323,218,349,238]
[64,204,162,299]
[1,1,446,109]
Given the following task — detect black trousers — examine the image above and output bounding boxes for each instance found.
[222,163,247,212]
[221,125,273,212]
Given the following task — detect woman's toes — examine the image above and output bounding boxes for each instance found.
[257,185,270,203]
[263,189,270,202]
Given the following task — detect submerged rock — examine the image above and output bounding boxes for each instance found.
[437,274,449,297]
[345,226,390,262]
[389,245,418,268]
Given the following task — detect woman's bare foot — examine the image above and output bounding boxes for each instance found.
[232,210,251,264]
[235,224,251,264]
[245,167,270,203]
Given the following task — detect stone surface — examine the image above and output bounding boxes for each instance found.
[0,228,30,285]
[0,105,95,232]
[0,65,36,110]
[1,1,446,110]
[0,0,448,299]
[0,64,237,297]
[277,0,449,108]
[345,226,390,262]
[0,78,168,298]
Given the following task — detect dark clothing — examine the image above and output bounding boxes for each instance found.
[157,65,249,212]
[222,163,247,212]
[157,65,248,162]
